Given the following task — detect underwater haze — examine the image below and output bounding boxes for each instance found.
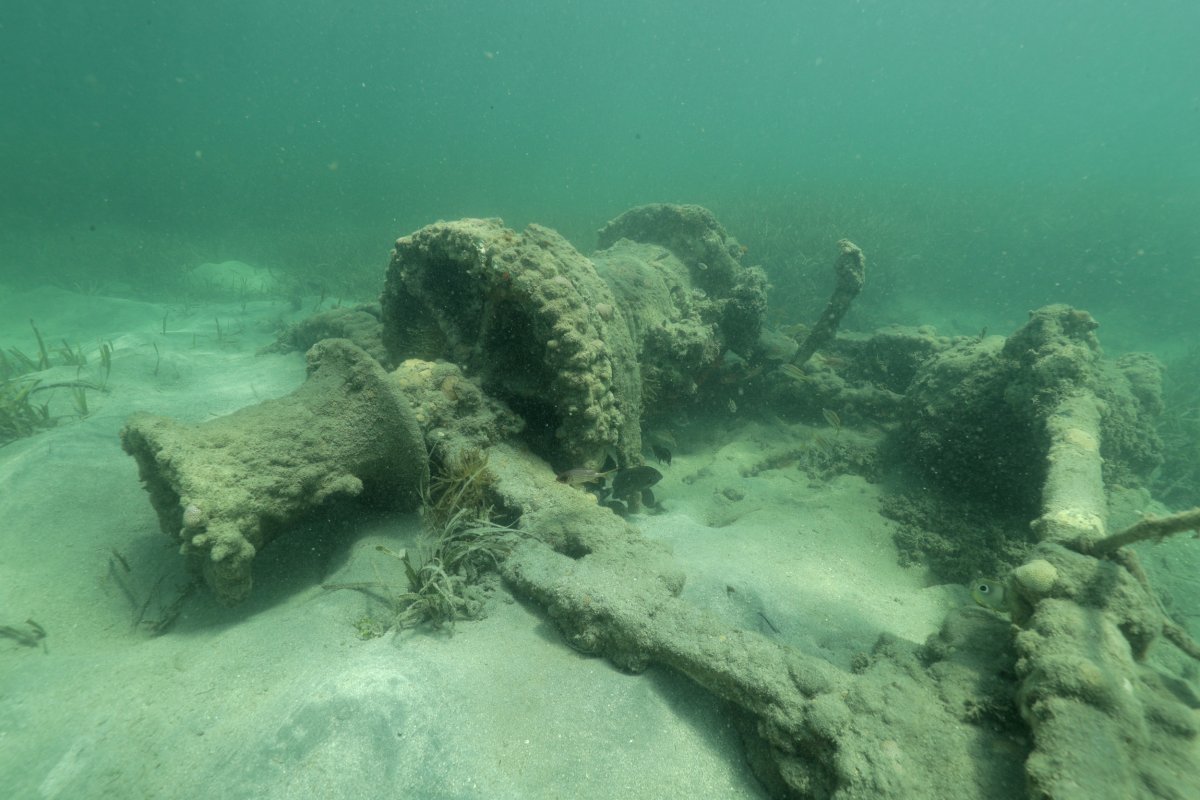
[2,0,1197,344]
[3,3,1200,800]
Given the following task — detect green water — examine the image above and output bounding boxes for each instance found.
[2,4,1199,799]
[2,1,1195,345]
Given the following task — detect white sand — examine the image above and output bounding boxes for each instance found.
[0,286,958,799]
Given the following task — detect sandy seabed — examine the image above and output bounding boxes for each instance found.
[0,286,964,799]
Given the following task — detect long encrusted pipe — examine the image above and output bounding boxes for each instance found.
[1008,308,1199,798]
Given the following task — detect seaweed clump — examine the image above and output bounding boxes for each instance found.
[0,372,51,445]
[2,322,110,446]
[330,447,514,637]
[1,330,53,445]
[423,447,495,533]
[395,447,512,630]
[1155,345,1200,508]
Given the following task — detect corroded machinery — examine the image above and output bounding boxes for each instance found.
[120,340,427,605]
[380,204,766,470]
[119,205,1197,799]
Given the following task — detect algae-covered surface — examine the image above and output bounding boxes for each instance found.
[6,281,1192,799]
[0,290,759,798]
[0,288,963,799]
[4,5,1199,799]
[2,254,1198,800]
[3,282,1199,800]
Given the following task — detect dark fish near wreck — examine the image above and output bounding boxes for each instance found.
[600,498,627,514]
[611,465,663,499]
[651,443,672,465]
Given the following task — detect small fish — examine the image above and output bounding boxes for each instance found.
[821,408,842,432]
[777,363,811,384]
[970,578,1009,613]
[780,323,809,338]
[556,468,613,486]
[600,498,627,515]
[611,465,663,499]
[651,443,672,465]
[813,352,847,370]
